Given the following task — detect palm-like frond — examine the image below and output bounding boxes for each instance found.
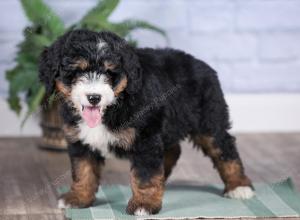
[80,0,119,28]
[20,0,64,38]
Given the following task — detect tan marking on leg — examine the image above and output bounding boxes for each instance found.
[114,76,128,96]
[219,160,252,192]
[193,135,221,157]
[193,135,252,192]
[126,168,165,215]
[60,157,102,208]
[164,144,181,180]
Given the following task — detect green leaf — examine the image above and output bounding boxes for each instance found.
[5,63,38,114]
[9,67,37,93]
[6,67,22,114]
[20,0,65,38]
[80,0,119,27]
[29,34,52,46]
[6,67,19,81]
[7,95,22,115]
[16,33,51,63]
[21,86,45,127]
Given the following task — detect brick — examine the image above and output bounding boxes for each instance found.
[110,0,187,30]
[212,62,235,92]
[0,33,23,64]
[231,61,300,92]
[167,30,190,49]
[258,32,300,61]
[129,29,168,48]
[0,40,19,63]
[186,32,257,61]
[45,0,95,27]
[0,0,29,33]
[236,0,300,31]
[188,0,235,32]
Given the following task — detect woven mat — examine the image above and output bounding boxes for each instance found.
[59,178,300,220]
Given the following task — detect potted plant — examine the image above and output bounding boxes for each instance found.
[6,0,166,150]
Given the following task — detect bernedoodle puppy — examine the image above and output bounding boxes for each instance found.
[39,29,254,216]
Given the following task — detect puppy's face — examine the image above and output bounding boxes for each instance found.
[66,58,126,128]
[39,30,141,128]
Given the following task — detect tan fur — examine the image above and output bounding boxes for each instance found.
[115,127,136,150]
[70,58,89,70]
[219,160,252,192]
[114,76,128,96]
[104,60,117,71]
[55,80,70,97]
[193,135,252,192]
[193,135,221,158]
[60,157,102,207]
[126,168,165,214]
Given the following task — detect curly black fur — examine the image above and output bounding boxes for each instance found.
[39,29,251,213]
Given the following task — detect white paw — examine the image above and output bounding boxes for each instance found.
[58,198,70,209]
[134,207,150,216]
[224,186,255,200]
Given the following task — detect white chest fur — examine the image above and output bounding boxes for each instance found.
[78,122,119,155]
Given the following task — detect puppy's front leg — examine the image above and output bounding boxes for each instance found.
[58,142,104,208]
[126,138,165,215]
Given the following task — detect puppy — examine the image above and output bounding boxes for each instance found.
[39,29,254,215]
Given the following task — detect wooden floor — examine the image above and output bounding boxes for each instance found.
[0,133,300,220]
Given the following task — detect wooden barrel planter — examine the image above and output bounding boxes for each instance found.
[39,99,67,151]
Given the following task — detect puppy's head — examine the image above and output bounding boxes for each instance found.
[39,30,141,128]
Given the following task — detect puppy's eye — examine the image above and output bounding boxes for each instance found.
[104,60,117,71]
[105,70,122,86]
[106,69,119,75]
[105,70,118,81]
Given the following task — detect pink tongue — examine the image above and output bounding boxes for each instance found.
[82,107,101,128]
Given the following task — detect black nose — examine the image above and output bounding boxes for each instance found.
[87,94,101,105]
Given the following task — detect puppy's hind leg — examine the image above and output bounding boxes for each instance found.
[193,133,255,199]
[192,72,254,199]
[164,144,181,181]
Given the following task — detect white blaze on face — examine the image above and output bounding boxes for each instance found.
[71,72,115,127]
[97,40,108,51]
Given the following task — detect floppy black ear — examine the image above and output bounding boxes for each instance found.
[122,47,142,94]
[38,31,72,96]
[38,46,60,96]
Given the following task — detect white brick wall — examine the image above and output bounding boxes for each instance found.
[236,0,300,31]
[1,0,300,97]
[188,0,235,33]
[258,33,300,61]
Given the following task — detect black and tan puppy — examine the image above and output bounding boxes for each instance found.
[39,29,254,216]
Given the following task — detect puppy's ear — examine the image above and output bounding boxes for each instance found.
[122,47,142,94]
[39,46,60,96]
[39,30,72,96]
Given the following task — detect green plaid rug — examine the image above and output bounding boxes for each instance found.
[59,178,300,220]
